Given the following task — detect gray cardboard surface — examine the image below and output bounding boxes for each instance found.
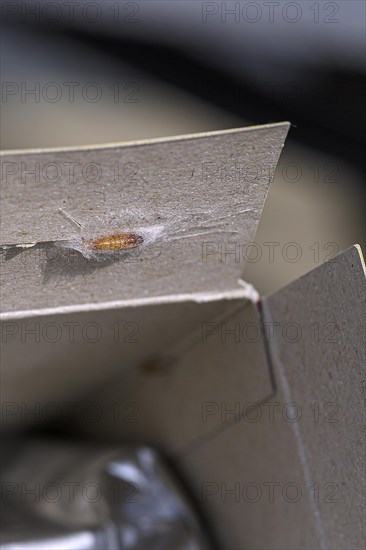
[262,244,366,550]
[72,246,365,550]
[178,246,365,549]
[73,299,272,454]
[0,295,249,426]
[1,126,364,549]
[0,123,289,313]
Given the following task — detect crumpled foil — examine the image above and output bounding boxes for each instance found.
[0,441,211,549]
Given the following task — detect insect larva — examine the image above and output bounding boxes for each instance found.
[87,234,144,251]
[54,210,148,259]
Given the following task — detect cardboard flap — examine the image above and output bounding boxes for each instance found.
[260,245,366,549]
[73,299,273,454]
[0,296,251,423]
[160,246,365,550]
[69,247,364,550]
[0,123,289,314]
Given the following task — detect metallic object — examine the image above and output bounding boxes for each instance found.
[0,442,210,549]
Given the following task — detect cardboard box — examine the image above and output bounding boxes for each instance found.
[1,123,365,549]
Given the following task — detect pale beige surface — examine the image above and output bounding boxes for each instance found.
[244,142,366,293]
[0,28,240,151]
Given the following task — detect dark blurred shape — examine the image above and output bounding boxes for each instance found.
[1,441,211,549]
[2,0,365,169]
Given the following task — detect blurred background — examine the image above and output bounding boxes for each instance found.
[1,0,365,294]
